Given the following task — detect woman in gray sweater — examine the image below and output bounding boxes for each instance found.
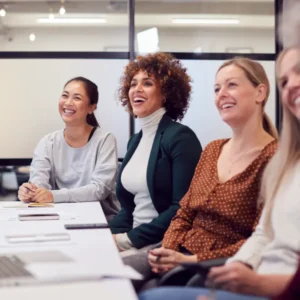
[18,77,119,220]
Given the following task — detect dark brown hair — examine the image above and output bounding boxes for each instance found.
[118,52,192,121]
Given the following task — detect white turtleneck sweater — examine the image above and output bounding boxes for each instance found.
[116,107,166,250]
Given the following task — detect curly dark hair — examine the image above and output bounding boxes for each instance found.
[118,52,192,121]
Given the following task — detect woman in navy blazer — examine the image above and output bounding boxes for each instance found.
[109,52,202,255]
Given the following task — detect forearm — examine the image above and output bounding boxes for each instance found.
[30,165,52,190]
[163,225,192,250]
[127,205,181,249]
[52,183,112,203]
[197,239,246,262]
[109,208,133,234]
[228,211,269,269]
[162,208,195,250]
[181,254,197,263]
[30,136,52,189]
[256,274,293,297]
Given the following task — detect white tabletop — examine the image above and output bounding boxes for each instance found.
[0,202,138,300]
[0,279,136,300]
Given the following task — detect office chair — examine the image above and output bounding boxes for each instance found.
[158,257,228,287]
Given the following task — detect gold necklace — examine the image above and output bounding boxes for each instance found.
[227,148,255,176]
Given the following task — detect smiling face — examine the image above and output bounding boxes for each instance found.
[278,48,300,121]
[59,80,96,126]
[128,71,165,118]
[214,64,266,127]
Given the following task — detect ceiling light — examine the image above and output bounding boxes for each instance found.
[48,6,54,19]
[37,18,107,24]
[193,47,202,53]
[0,8,6,17]
[172,18,240,25]
[59,5,66,15]
[29,33,36,42]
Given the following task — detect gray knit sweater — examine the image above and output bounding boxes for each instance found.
[29,127,120,220]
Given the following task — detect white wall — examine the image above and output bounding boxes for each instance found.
[0,59,129,159]
[0,27,274,53]
[181,60,276,147]
[135,60,276,148]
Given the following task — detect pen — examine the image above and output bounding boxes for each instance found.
[147,249,161,262]
[26,181,33,193]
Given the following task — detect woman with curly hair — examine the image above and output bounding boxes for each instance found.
[109,52,202,256]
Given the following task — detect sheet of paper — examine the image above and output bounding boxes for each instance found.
[26,263,143,281]
[0,201,55,209]
[5,232,71,244]
[0,201,28,209]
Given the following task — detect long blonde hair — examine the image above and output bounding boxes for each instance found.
[261,48,300,234]
[218,57,278,139]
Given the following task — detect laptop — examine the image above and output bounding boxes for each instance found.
[0,250,143,287]
[0,250,73,287]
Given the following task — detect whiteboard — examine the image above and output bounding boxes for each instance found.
[0,59,129,159]
[135,59,276,148]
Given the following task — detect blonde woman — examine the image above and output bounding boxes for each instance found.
[139,48,300,300]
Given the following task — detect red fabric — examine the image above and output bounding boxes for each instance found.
[274,263,300,300]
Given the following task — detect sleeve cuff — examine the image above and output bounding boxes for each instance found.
[116,233,133,251]
[226,254,262,270]
[51,189,69,203]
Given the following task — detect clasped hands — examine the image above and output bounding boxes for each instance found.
[148,247,197,273]
[18,182,54,203]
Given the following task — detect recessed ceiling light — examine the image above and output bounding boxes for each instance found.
[37,18,107,24]
[0,8,6,17]
[59,5,66,15]
[29,33,36,42]
[172,18,240,25]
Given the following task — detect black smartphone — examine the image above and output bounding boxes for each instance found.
[181,258,226,276]
[180,262,211,276]
[64,223,109,230]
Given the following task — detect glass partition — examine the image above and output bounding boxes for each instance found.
[0,1,129,51]
[134,0,275,54]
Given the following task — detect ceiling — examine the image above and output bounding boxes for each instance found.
[0,1,275,30]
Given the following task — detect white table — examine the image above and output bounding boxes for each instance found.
[0,280,136,300]
[0,202,138,300]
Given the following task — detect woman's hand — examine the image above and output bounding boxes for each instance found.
[148,247,197,273]
[31,187,54,203]
[112,234,122,252]
[18,182,38,202]
[207,262,261,295]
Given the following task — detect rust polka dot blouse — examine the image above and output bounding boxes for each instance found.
[162,139,278,261]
